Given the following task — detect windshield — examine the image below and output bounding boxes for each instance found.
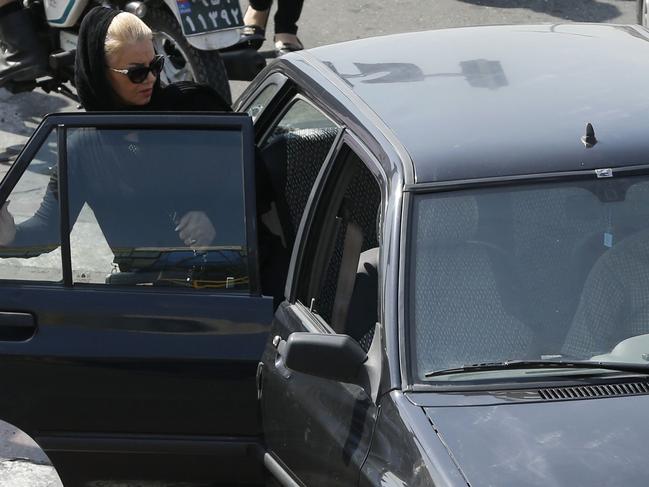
[408,175,649,382]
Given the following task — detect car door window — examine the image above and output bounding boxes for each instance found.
[0,128,61,282]
[259,98,340,249]
[65,127,248,289]
[245,83,280,122]
[296,145,382,350]
[0,116,257,292]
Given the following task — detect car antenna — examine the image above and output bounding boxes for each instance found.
[581,122,598,148]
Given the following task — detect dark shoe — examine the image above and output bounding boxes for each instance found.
[228,24,266,51]
[0,8,48,87]
[274,38,304,57]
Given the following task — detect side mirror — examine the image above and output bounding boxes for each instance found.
[281,332,367,383]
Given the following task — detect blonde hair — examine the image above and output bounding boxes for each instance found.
[104,12,153,61]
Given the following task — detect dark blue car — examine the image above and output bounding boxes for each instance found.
[2,23,649,487]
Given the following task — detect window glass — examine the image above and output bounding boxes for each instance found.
[246,83,279,121]
[0,129,62,282]
[259,99,339,248]
[297,149,381,351]
[61,128,248,291]
[271,99,336,132]
[409,176,649,382]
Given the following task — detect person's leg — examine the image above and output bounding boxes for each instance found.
[0,0,47,85]
[245,0,271,27]
[236,0,271,50]
[273,0,304,54]
[273,0,303,35]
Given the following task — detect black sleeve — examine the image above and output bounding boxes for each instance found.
[159,82,233,112]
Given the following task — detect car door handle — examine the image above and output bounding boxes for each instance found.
[272,335,286,356]
[271,335,291,378]
[0,312,36,341]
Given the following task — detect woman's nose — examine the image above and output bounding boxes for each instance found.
[147,70,157,83]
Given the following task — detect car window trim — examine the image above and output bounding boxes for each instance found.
[405,164,649,193]
[235,71,291,134]
[288,132,387,338]
[3,112,262,295]
[399,191,413,389]
[400,171,649,391]
[235,71,288,113]
[58,124,72,286]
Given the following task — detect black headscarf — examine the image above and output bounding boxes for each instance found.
[75,6,231,112]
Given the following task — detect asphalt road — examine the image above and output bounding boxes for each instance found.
[0,0,639,485]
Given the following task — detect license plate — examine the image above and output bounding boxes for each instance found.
[175,0,243,37]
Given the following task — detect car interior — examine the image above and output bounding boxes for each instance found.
[259,125,381,351]
[412,177,649,375]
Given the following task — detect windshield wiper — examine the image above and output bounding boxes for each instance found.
[425,359,649,378]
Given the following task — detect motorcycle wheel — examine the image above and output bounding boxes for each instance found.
[144,6,232,105]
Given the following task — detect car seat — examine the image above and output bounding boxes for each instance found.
[413,195,535,374]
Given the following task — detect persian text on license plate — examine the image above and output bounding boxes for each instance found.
[175,0,243,36]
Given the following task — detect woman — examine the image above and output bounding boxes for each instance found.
[0,9,232,249]
[75,6,231,111]
[0,9,287,298]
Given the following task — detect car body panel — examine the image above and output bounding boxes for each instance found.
[0,286,272,435]
[361,391,466,487]
[311,24,649,183]
[423,392,649,486]
[261,303,378,486]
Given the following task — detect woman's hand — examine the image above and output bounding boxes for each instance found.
[175,211,216,248]
[0,201,16,246]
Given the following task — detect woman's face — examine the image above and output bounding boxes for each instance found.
[106,39,157,106]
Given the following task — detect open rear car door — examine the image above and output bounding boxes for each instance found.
[0,113,272,486]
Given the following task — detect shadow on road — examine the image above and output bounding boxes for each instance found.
[456,0,625,22]
[0,88,73,163]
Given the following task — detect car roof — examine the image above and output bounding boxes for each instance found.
[308,24,649,184]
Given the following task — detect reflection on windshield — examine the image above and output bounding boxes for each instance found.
[410,176,649,381]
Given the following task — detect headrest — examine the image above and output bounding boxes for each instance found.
[625,181,649,218]
[416,195,479,245]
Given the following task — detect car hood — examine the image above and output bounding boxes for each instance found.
[423,394,649,486]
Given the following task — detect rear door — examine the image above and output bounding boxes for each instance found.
[0,113,272,486]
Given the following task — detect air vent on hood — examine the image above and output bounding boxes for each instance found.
[539,381,649,401]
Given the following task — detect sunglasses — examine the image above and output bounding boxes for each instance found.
[109,54,165,84]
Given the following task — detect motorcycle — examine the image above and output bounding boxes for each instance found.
[6,0,267,104]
